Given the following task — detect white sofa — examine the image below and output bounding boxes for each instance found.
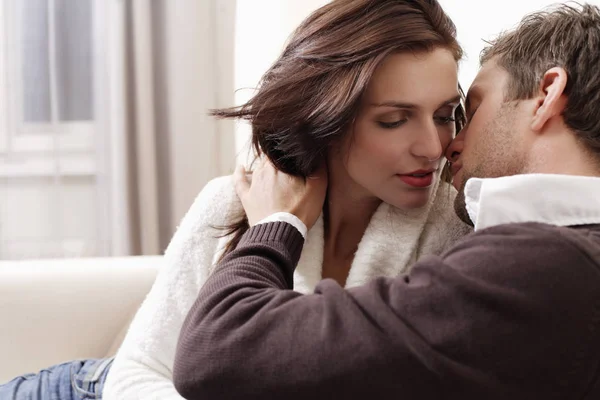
[0,256,162,384]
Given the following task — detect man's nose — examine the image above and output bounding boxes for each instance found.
[445,132,464,163]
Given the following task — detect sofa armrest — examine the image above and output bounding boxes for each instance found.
[0,256,161,383]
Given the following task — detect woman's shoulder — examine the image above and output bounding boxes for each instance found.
[197,175,237,204]
[176,174,242,232]
[162,174,242,266]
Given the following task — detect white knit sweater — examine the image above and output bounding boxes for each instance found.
[103,175,471,400]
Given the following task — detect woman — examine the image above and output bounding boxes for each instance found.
[0,0,471,399]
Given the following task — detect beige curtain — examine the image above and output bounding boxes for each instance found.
[122,0,236,255]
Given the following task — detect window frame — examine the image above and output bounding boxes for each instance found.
[0,0,97,176]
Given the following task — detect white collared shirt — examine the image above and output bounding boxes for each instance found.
[464,174,600,231]
[256,212,308,238]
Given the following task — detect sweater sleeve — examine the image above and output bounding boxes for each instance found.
[173,222,600,400]
[102,176,238,400]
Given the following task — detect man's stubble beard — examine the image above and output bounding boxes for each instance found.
[453,102,527,227]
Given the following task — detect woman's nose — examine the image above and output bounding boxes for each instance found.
[412,122,443,161]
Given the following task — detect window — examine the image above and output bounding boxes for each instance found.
[0,0,113,259]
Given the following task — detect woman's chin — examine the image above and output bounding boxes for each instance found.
[384,188,433,210]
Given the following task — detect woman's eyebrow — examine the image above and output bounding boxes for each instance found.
[370,101,416,109]
[438,94,462,108]
[372,94,461,110]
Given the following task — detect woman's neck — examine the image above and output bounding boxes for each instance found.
[324,161,381,260]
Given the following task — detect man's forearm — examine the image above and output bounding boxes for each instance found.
[172,221,600,400]
[172,222,450,399]
[172,222,307,398]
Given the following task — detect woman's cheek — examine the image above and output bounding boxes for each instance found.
[441,129,454,150]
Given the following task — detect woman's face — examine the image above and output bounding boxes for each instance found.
[334,48,460,209]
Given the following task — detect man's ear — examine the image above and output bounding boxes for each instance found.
[531,67,568,131]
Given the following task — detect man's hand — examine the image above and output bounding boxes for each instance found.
[234,159,328,230]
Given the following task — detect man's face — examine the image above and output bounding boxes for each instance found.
[445,61,531,224]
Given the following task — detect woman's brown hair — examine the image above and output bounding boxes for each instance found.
[214,0,466,257]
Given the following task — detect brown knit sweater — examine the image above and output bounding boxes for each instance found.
[173,221,600,400]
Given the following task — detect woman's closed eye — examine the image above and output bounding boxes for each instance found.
[434,115,456,125]
[377,119,408,129]
[376,110,410,129]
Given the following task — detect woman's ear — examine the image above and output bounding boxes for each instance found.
[531,67,568,131]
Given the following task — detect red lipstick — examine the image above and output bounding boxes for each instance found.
[397,169,435,188]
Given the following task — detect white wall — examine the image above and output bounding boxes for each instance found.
[439,0,600,89]
[234,0,331,164]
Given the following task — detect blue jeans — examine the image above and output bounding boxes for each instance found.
[0,357,113,400]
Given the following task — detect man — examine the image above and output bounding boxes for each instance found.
[173,4,600,399]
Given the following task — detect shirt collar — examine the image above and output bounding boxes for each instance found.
[464,174,600,231]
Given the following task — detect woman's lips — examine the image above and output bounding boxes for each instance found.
[396,172,434,188]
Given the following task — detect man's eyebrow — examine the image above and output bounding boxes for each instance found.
[465,96,471,115]
[464,86,481,114]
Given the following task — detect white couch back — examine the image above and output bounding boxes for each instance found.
[0,256,162,384]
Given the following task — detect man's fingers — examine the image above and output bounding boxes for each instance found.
[234,164,250,199]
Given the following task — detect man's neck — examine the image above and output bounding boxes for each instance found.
[525,125,600,177]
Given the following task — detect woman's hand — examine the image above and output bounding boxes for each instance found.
[234,159,328,230]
